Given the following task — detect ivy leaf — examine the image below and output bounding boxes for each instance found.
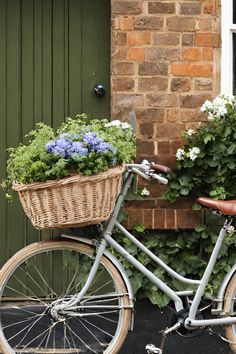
[192,202,202,211]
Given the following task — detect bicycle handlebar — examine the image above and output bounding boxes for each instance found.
[126,160,170,185]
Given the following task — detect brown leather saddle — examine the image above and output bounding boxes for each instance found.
[198,197,236,216]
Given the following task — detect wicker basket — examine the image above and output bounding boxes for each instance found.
[13,165,125,230]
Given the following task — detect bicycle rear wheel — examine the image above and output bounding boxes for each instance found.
[0,239,131,354]
[224,272,236,352]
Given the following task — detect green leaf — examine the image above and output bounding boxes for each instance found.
[192,202,202,211]
[180,187,189,196]
[195,224,207,232]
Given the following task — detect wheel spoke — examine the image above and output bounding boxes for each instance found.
[0,240,130,353]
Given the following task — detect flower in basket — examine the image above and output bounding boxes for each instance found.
[164,94,236,203]
[2,114,136,195]
[2,115,136,229]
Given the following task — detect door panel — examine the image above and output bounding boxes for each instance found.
[0,0,110,264]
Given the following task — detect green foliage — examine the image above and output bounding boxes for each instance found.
[164,95,236,203]
[2,115,136,194]
[110,219,236,307]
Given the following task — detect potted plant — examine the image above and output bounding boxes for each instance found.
[2,115,136,229]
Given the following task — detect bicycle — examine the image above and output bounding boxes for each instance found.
[1,161,236,354]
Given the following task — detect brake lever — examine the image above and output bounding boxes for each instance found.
[149,172,168,185]
[132,167,151,180]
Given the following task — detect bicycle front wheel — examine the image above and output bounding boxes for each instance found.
[0,239,131,354]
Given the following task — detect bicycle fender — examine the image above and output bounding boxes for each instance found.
[61,234,135,303]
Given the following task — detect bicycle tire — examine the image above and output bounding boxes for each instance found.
[0,239,131,354]
[223,272,236,353]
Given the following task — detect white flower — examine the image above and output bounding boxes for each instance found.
[105,120,130,129]
[207,112,215,121]
[176,148,185,160]
[141,188,150,196]
[189,147,200,161]
[121,122,131,129]
[212,96,226,107]
[227,225,235,235]
[200,100,213,112]
[186,129,195,136]
[105,120,121,128]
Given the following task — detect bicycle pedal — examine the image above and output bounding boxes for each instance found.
[145,344,162,354]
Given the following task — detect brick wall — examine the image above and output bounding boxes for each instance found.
[111,0,221,229]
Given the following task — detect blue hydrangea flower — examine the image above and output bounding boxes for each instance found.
[45,141,56,153]
[82,132,98,145]
[69,142,88,156]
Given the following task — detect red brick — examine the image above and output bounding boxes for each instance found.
[153,33,180,46]
[180,3,201,15]
[182,33,194,46]
[197,18,213,31]
[112,47,127,60]
[166,108,180,122]
[158,141,171,155]
[134,16,164,30]
[127,209,144,229]
[171,78,191,92]
[146,94,179,107]
[120,17,134,30]
[112,2,143,14]
[180,94,212,108]
[138,62,168,76]
[182,47,201,61]
[171,63,213,77]
[165,209,176,229]
[135,108,165,123]
[113,94,144,109]
[112,78,135,91]
[180,109,208,122]
[143,209,154,229]
[195,33,220,48]
[154,209,165,229]
[114,62,135,75]
[113,32,127,46]
[127,31,151,46]
[202,47,213,60]
[203,1,217,15]
[148,2,176,14]
[166,18,196,32]
[137,140,155,155]
[146,47,181,61]
[176,209,187,228]
[194,78,213,91]
[195,33,213,47]
[138,77,168,91]
[139,122,155,138]
[128,47,145,60]
[155,123,186,139]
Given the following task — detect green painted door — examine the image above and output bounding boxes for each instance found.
[0,0,110,265]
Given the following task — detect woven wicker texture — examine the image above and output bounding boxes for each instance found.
[13,165,125,229]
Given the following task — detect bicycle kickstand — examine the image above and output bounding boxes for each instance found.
[145,322,181,354]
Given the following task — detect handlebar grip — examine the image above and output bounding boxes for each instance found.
[151,163,171,174]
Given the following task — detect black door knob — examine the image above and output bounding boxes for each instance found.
[93,84,106,97]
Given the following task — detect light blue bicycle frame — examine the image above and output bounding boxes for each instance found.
[62,169,236,329]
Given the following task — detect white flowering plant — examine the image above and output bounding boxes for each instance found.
[164,95,236,203]
[2,114,136,194]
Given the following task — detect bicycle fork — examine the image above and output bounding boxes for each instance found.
[52,239,108,314]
